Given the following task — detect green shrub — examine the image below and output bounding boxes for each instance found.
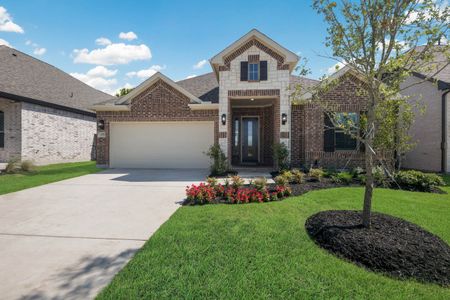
[205,144,228,176]
[253,177,268,191]
[5,157,21,174]
[308,168,325,182]
[323,169,337,178]
[332,172,354,185]
[351,167,365,178]
[281,170,293,182]
[291,169,305,184]
[274,175,289,187]
[273,142,289,171]
[206,177,218,187]
[394,170,445,192]
[231,175,245,189]
[373,166,389,187]
[21,160,37,173]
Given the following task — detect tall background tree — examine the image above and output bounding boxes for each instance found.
[115,87,133,97]
[294,0,449,227]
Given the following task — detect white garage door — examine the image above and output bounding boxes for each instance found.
[110,122,214,168]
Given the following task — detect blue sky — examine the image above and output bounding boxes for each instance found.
[0,0,336,95]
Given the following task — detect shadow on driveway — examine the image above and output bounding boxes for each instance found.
[19,248,139,300]
[104,168,209,183]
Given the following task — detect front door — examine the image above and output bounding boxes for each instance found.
[241,117,259,163]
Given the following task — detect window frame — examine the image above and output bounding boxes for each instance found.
[248,62,259,81]
[0,111,4,148]
[333,112,359,151]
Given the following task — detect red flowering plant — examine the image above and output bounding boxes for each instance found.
[185,179,292,205]
[185,183,217,204]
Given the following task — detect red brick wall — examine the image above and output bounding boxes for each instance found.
[96,79,218,165]
[291,73,368,169]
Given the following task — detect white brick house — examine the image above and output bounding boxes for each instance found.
[0,45,114,165]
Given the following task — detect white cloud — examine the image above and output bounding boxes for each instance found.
[126,65,165,79]
[193,59,207,69]
[70,65,118,94]
[119,31,138,41]
[0,38,11,47]
[326,61,346,75]
[0,6,24,33]
[86,65,117,77]
[73,43,151,65]
[95,37,112,46]
[33,47,46,56]
[186,74,197,79]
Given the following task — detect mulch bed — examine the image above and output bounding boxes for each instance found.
[305,210,450,286]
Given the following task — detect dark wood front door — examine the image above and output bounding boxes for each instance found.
[242,117,259,163]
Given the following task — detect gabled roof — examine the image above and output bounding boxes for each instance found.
[176,72,319,103]
[116,72,203,105]
[411,45,450,90]
[209,29,299,76]
[0,45,114,114]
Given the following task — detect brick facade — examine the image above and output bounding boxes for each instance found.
[0,98,22,162]
[0,98,96,165]
[291,73,368,169]
[96,79,219,166]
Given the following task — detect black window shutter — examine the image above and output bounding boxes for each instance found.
[240,61,248,81]
[359,111,367,152]
[324,113,335,152]
[260,61,268,81]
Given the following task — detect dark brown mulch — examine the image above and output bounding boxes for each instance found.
[305,210,450,286]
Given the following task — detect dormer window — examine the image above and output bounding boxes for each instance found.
[248,63,259,81]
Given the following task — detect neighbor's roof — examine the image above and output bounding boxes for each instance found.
[412,45,450,89]
[176,72,319,103]
[0,45,115,113]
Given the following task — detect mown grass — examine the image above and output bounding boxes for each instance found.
[98,183,450,299]
[0,161,101,195]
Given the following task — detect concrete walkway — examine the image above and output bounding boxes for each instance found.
[0,168,207,300]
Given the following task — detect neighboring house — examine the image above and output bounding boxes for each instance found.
[401,46,450,173]
[93,29,370,169]
[0,45,114,165]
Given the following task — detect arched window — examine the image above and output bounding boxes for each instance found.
[0,111,4,148]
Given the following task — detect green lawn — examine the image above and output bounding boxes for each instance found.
[97,184,450,299]
[0,161,101,195]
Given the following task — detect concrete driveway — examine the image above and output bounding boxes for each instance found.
[0,168,207,300]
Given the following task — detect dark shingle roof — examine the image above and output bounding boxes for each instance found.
[176,73,219,103]
[412,45,450,88]
[176,72,319,103]
[0,45,115,113]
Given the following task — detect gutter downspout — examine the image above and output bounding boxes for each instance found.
[442,90,450,173]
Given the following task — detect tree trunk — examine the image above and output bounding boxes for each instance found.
[362,89,376,228]
[362,139,374,228]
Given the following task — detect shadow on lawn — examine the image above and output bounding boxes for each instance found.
[19,248,138,300]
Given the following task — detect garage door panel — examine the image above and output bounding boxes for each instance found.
[110,122,213,168]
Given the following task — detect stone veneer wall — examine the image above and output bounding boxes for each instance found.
[0,98,22,162]
[21,102,96,165]
[291,73,368,169]
[96,79,219,166]
[217,43,291,160]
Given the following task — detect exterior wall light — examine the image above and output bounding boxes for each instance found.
[98,120,105,130]
[281,113,287,125]
[221,114,227,125]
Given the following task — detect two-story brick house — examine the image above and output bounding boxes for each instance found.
[93,29,368,169]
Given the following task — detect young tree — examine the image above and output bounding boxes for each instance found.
[115,87,134,97]
[294,0,449,227]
